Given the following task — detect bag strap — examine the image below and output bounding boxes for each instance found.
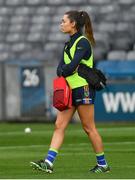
[64,42,72,60]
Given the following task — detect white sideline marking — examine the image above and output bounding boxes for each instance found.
[0,131,53,136]
[0,141,135,150]
[0,126,135,136]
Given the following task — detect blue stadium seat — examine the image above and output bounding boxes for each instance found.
[97,60,135,79]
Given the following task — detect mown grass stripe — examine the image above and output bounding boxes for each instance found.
[0,141,135,150]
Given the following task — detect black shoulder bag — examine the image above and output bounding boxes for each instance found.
[64,41,107,91]
[78,64,107,91]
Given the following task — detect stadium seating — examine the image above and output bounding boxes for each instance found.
[0,0,134,62]
[107,50,127,61]
[127,51,135,60]
[97,60,135,79]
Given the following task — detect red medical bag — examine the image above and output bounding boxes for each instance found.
[53,77,72,111]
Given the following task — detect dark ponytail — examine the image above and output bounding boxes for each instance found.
[65,10,96,46]
[80,11,95,46]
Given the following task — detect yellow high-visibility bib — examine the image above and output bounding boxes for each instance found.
[64,36,93,89]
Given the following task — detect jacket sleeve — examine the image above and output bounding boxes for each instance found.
[61,38,91,77]
[56,58,64,76]
[56,48,65,76]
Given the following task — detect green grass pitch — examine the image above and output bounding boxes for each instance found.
[0,122,135,179]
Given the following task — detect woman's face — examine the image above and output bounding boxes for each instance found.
[60,14,77,35]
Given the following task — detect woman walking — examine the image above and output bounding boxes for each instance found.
[30,10,110,174]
